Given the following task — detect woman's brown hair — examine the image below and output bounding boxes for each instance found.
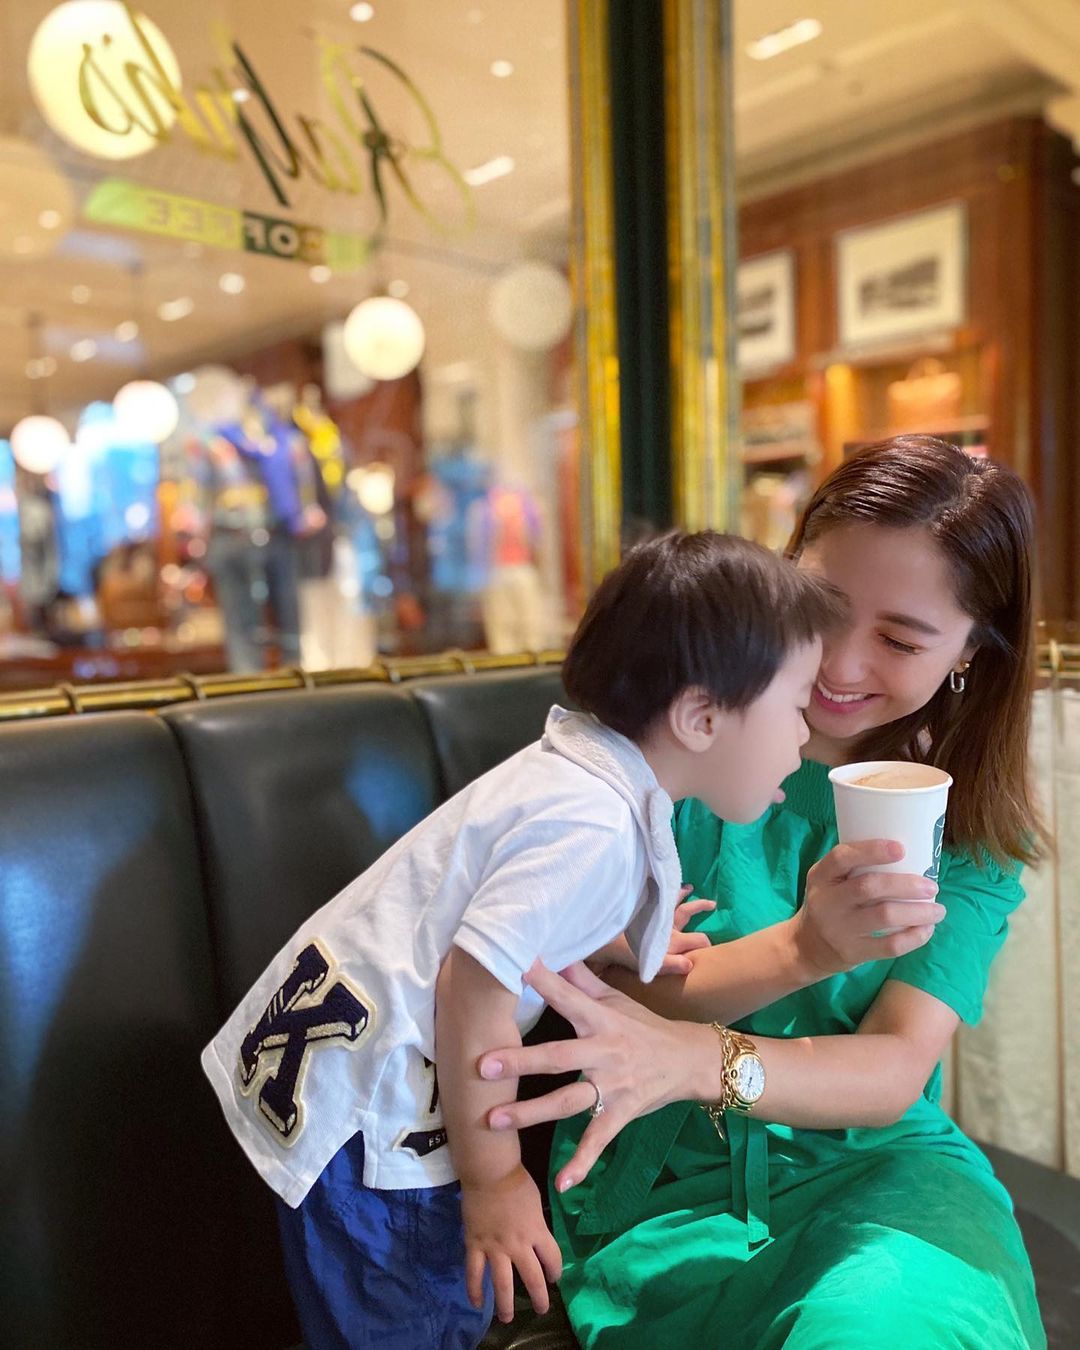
[787,435,1048,867]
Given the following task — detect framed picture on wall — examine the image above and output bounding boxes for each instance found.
[737,250,796,371]
[836,203,967,348]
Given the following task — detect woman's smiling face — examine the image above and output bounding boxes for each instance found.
[796,523,977,757]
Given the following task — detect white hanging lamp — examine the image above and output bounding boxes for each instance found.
[342,296,425,382]
[28,2,181,161]
[112,260,179,443]
[10,313,70,475]
[488,261,573,352]
[113,378,179,443]
[11,414,70,476]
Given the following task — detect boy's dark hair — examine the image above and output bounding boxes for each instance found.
[562,530,845,741]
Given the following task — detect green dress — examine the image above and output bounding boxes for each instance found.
[550,759,1045,1349]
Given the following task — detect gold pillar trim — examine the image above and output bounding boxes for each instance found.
[568,0,621,583]
[664,0,738,531]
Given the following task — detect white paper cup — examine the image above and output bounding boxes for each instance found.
[828,760,952,883]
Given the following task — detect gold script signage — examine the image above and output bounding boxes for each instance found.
[64,3,471,224]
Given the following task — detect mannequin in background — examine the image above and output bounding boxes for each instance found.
[290,383,375,669]
[179,418,272,673]
[17,475,60,634]
[211,384,325,669]
[468,477,547,654]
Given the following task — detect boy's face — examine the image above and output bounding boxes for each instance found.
[697,639,820,823]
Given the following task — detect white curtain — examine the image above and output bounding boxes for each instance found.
[952,684,1080,1176]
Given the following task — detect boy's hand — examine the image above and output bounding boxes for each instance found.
[659,885,716,974]
[461,1164,563,1324]
[588,887,718,977]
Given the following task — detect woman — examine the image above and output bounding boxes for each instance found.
[479,437,1048,1348]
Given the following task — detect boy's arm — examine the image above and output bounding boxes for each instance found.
[599,840,944,1025]
[434,947,562,1324]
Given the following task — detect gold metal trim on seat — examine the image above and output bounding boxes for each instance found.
[0,644,1071,725]
[0,651,567,724]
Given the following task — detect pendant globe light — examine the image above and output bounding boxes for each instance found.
[28,2,181,161]
[342,296,425,382]
[11,415,70,475]
[112,260,179,443]
[113,377,179,443]
[10,313,70,475]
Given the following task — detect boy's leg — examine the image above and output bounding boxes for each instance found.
[275,1131,494,1349]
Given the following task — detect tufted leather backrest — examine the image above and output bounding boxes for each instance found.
[0,714,271,1349]
[162,684,443,1015]
[0,667,574,1349]
[412,667,567,797]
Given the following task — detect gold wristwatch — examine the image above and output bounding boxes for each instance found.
[701,1023,766,1138]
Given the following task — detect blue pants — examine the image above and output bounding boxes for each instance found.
[276,1131,494,1349]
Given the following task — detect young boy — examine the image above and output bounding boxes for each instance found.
[201,531,843,1349]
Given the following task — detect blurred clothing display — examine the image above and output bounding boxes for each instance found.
[470,483,546,654]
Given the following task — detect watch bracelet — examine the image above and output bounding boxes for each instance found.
[702,1022,758,1129]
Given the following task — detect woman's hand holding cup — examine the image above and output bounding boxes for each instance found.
[794,839,946,977]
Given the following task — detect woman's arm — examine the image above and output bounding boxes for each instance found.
[601,839,945,1026]
[750,979,959,1130]
[479,963,959,1192]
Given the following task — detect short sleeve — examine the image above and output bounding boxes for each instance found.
[453,817,637,995]
[888,849,1025,1024]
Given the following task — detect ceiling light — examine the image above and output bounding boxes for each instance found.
[38,209,62,230]
[71,338,97,362]
[309,265,332,284]
[350,2,375,20]
[173,372,196,395]
[11,415,69,475]
[28,3,181,160]
[489,261,573,352]
[747,18,822,61]
[342,297,425,381]
[351,462,396,516]
[490,60,514,78]
[158,296,194,322]
[231,88,251,103]
[72,284,91,304]
[219,272,246,295]
[115,320,140,342]
[463,155,515,187]
[114,379,180,443]
[27,357,58,379]
[387,279,410,298]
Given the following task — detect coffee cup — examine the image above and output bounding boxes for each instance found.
[828,760,952,884]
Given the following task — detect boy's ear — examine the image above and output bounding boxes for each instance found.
[668,686,719,751]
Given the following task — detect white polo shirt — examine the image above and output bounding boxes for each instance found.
[202,707,681,1205]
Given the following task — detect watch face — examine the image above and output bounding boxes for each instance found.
[734,1053,765,1103]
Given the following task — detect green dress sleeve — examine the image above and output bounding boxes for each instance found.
[888,849,1025,1025]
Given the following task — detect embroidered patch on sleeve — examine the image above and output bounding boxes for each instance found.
[237,941,374,1143]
